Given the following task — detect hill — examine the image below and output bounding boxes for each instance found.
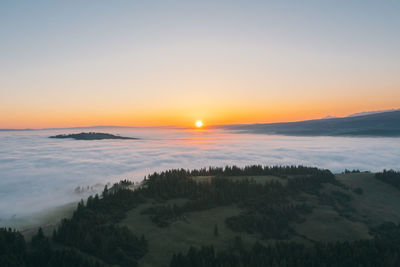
[224,110,400,137]
[49,132,139,140]
[3,166,400,266]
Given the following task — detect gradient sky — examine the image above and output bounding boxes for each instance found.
[1,0,399,128]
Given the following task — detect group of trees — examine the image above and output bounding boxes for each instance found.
[148,165,333,180]
[1,180,149,267]
[375,170,400,190]
[225,204,311,239]
[141,204,184,227]
[0,228,26,266]
[53,181,148,266]
[0,227,103,267]
[0,181,149,267]
[142,166,338,239]
[170,229,400,267]
[143,165,337,202]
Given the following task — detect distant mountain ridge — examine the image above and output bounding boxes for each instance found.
[347,108,400,118]
[320,109,399,120]
[224,110,400,137]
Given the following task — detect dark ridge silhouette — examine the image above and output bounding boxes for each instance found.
[0,128,33,131]
[224,110,400,137]
[49,132,139,140]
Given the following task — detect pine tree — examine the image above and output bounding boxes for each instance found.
[214,224,219,237]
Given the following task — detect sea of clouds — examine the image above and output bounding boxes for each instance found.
[1,127,399,228]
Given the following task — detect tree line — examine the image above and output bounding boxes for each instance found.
[0,227,104,267]
[376,170,400,190]
[142,166,337,239]
[170,225,400,267]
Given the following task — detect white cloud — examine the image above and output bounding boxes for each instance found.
[0,128,399,227]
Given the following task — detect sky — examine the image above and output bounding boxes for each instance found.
[1,0,399,128]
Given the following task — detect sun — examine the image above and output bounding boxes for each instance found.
[195,120,203,128]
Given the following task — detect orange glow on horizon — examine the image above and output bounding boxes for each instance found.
[1,2,400,130]
[1,103,399,129]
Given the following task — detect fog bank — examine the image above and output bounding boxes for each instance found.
[1,127,399,227]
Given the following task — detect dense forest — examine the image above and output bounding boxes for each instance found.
[375,170,400,190]
[0,227,103,266]
[1,166,400,266]
[169,229,400,267]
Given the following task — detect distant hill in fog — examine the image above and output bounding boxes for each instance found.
[0,128,33,131]
[224,110,400,137]
[50,132,139,140]
[347,108,399,117]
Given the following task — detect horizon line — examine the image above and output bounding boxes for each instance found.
[2,108,399,131]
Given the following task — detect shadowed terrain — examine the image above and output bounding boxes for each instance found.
[224,110,400,137]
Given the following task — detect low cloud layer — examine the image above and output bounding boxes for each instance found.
[0,127,399,227]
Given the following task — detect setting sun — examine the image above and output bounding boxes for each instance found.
[195,120,203,128]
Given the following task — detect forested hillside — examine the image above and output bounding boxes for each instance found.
[2,166,400,266]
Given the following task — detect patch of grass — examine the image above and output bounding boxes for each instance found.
[293,205,371,242]
[336,173,400,225]
[121,201,255,267]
